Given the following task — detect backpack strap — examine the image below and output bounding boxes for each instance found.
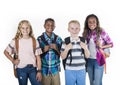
[63,37,72,69]
[13,39,19,78]
[14,39,19,59]
[32,37,36,53]
[79,36,85,53]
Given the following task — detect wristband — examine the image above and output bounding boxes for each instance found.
[37,69,41,73]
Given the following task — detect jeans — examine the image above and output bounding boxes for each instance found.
[87,59,104,85]
[65,69,86,85]
[16,64,41,85]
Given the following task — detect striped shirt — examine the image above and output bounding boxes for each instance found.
[61,37,86,70]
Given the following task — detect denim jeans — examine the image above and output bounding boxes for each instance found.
[87,59,104,85]
[16,64,41,85]
[65,69,86,85]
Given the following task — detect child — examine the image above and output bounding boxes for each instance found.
[82,14,113,85]
[37,18,62,85]
[60,20,90,85]
[4,20,42,85]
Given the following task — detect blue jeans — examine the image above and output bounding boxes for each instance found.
[16,64,41,85]
[87,59,104,85]
[65,69,86,85]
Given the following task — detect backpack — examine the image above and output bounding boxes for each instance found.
[62,36,87,70]
[39,33,60,57]
[13,37,36,78]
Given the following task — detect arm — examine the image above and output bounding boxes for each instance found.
[101,30,113,48]
[4,50,20,65]
[60,43,72,59]
[36,55,42,81]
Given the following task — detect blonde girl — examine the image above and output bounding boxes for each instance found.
[4,20,42,85]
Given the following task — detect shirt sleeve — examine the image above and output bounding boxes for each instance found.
[35,40,42,56]
[101,29,113,47]
[5,39,15,55]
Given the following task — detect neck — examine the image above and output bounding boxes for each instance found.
[71,35,79,40]
[46,32,52,37]
[23,35,30,39]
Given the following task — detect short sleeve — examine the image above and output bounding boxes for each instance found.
[5,39,15,55]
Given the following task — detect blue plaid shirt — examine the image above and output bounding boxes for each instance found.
[37,32,62,75]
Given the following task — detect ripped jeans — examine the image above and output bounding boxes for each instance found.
[16,64,41,85]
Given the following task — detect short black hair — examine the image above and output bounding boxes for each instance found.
[44,18,55,25]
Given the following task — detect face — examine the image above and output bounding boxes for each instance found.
[68,23,80,36]
[44,21,55,33]
[20,23,31,37]
[88,17,97,30]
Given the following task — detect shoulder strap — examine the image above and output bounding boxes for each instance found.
[79,36,85,43]
[14,39,19,59]
[63,37,72,69]
[32,37,36,53]
[65,37,70,44]
[52,34,58,43]
[40,33,49,45]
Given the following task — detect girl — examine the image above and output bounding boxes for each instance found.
[82,14,113,85]
[4,20,42,85]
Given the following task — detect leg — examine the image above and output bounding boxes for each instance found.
[76,69,86,85]
[94,60,104,85]
[16,68,28,85]
[51,73,60,85]
[42,75,51,85]
[28,67,41,85]
[65,70,76,85]
[87,59,95,85]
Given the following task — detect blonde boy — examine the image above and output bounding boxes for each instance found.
[61,20,90,85]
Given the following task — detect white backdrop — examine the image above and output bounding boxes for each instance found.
[0,0,120,85]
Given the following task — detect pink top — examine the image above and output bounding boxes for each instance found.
[5,37,42,68]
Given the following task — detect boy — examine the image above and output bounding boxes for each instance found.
[60,20,90,85]
[37,18,62,85]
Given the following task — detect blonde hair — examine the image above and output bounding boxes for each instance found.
[14,20,34,39]
[68,20,80,29]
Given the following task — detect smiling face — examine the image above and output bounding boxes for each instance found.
[44,21,55,34]
[20,22,31,38]
[88,17,97,30]
[68,21,80,37]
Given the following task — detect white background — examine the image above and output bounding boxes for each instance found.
[0,0,119,85]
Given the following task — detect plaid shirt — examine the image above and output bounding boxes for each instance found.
[37,32,62,75]
[87,29,113,50]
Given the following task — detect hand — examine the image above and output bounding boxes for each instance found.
[36,72,42,81]
[80,42,87,50]
[12,59,20,65]
[65,43,72,51]
[96,40,102,48]
[49,44,57,50]
[44,45,50,52]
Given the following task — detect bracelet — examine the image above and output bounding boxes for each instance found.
[37,69,41,73]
